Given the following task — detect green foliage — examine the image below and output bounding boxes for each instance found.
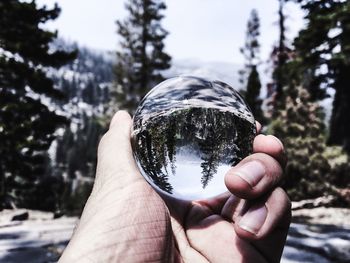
[53,115,104,214]
[239,9,264,123]
[245,66,265,123]
[239,9,260,73]
[115,0,171,114]
[0,0,76,209]
[293,0,350,153]
[322,146,350,187]
[61,180,93,216]
[269,86,332,200]
[55,115,105,179]
[47,41,113,214]
[270,84,350,202]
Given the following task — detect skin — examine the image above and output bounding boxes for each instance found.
[59,111,291,263]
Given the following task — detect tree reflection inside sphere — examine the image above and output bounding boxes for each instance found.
[132,76,256,200]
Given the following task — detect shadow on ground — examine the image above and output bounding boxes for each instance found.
[282,223,350,263]
[0,210,349,263]
[0,216,77,263]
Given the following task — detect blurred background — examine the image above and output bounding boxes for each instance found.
[0,0,349,262]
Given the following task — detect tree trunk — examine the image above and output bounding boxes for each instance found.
[328,65,350,154]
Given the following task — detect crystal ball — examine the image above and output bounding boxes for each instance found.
[132,76,256,200]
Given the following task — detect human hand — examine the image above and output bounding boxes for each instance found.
[59,111,290,263]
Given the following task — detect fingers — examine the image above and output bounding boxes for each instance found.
[222,133,286,226]
[224,133,286,199]
[222,129,290,261]
[254,134,287,167]
[234,187,291,240]
[224,153,283,200]
[238,188,291,263]
[220,188,290,263]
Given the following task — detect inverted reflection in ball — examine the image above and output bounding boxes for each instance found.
[132,76,256,200]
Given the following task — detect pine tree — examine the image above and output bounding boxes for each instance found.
[269,85,332,200]
[115,0,171,114]
[293,0,350,153]
[0,0,76,208]
[239,9,264,123]
[245,66,264,123]
[267,0,294,116]
[53,114,104,214]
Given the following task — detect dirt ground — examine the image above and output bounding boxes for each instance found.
[0,207,349,263]
[292,207,350,227]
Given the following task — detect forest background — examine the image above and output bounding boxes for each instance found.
[1,0,349,215]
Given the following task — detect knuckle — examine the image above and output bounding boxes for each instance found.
[248,152,283,177]
[275,187,291,210]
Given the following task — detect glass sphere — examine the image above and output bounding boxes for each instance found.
[132,76,256,200]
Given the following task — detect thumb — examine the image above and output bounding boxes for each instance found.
[93,111,143,194]
[59,111,173,262]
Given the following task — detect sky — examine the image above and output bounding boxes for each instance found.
[36,0,305,64]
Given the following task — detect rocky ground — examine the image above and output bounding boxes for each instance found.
[0,207,349,263]
[283,207,350,263]
[0,210,76,263]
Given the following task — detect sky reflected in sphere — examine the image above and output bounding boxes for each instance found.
[132,76,256,200]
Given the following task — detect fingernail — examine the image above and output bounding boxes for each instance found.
[238,204,267,235]
[268,135,284,150]
[234,161,265,187]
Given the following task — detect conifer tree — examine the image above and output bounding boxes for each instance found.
[54,114,103,214]
[0,0,76,208]
[245,66,265,123]
[115,0,171,114]
[239,9,264,122]
[269,85,332,200]
[267,0,294,116]
[293,0,350,153]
